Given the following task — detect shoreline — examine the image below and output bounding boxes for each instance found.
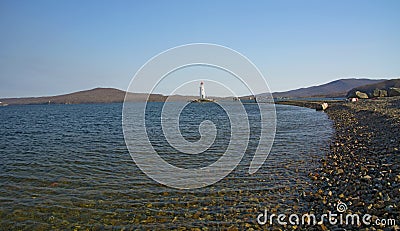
[282,97,400,230]
[275,99,343,111]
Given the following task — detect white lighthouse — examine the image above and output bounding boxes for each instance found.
[200,81,206,99]
[192,81,214,102]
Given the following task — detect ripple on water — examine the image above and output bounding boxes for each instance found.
[0,103,332,229]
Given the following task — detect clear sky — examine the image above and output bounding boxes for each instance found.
[0,0,399,97]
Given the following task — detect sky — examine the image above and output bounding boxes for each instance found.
[0,0,399,97]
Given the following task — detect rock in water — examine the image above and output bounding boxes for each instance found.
[316,102,329,111]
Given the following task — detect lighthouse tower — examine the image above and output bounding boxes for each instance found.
[200,81,206,99]
[192,81,214,103]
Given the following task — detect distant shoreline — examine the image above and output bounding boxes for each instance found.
[3,78,396,106]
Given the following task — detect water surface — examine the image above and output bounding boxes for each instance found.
[0,103,332,229]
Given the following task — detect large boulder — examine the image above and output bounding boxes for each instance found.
[347,90,356,98]
[348,90,369,99]
[389,87,400,97]
[371,88,388,98]
[356,91,369,99]
[347,79,400,98]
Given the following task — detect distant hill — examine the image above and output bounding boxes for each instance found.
[0,88,162,105]
[347,78,400,98]
[269,78,386,98]
[0,88,221,106]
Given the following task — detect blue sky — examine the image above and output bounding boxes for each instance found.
[0,0,399,97]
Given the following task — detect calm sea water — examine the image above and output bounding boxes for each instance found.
[0,103,332,229]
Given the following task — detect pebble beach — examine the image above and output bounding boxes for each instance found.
[301,97,400,230]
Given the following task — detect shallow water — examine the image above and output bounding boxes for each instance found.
[0,103,332,229]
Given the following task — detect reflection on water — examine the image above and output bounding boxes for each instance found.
[0,103,332,229]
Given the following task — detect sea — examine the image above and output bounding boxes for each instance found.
[0,102,332,229]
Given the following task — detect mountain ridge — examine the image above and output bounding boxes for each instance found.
[269,78,386,98]
[0,78,391,105]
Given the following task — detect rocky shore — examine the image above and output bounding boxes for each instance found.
[301,97,400,230]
